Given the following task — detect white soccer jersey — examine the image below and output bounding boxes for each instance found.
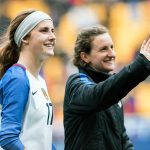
[20,70,53,150]
[0,65,53,150]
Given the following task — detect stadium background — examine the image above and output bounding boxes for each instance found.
[0,0,150,149]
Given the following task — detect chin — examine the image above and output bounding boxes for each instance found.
[109,67,115,71]
[48,53,54,56]
[105,67,115,73]
[41,53,54,60]
[46,51,54,56]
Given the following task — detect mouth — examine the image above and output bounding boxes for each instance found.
[44,42,55,48]
[104,57,115,63]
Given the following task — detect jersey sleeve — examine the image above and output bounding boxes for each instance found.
[0,68,29,150]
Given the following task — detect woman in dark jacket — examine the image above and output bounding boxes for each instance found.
[63,25,150,150]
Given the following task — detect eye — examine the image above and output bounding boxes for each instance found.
[51,28,55,33]
[100,46,108,51]
[111,45,114,49]
[40,27,48,32]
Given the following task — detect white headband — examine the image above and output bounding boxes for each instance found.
[14,11,52,47]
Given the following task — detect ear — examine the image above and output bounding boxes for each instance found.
[80,52,90,63]
[21,36,29,45]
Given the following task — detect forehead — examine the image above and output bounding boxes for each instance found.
[34,19,54,29]
[92,33,113,47]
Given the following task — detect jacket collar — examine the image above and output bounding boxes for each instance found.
[79,66,111,83]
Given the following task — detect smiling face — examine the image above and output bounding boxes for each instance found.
[83,33,116,73]
[26,19,56,61]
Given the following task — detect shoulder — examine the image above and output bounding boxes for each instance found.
[68,73,89,82]
[0,66,30,105]
[67,73,95,87]
[38,75,47,88]
[1,65,29,88]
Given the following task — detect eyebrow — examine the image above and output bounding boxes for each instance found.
[38,26,54,30]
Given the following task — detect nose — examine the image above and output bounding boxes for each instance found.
[108,49,115,57]
[48,31,56,41]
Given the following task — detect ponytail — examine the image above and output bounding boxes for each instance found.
[0,26,19,78]
[0,9,35,78]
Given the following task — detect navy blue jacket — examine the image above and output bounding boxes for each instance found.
[64,54,150,150]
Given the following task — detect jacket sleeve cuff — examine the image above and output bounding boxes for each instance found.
[138,53,150,71]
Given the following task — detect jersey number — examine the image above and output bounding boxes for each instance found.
[46,103,53,125]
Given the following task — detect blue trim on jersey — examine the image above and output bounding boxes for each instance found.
[0,66,30,150]
[52,144,57,150]
[79,73,95,85]
[13,63,26,70]
[0,80,2,105]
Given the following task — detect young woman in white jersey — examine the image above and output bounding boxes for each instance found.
[0,10,56,150]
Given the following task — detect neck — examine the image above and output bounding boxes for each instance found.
[17,52,42,78]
